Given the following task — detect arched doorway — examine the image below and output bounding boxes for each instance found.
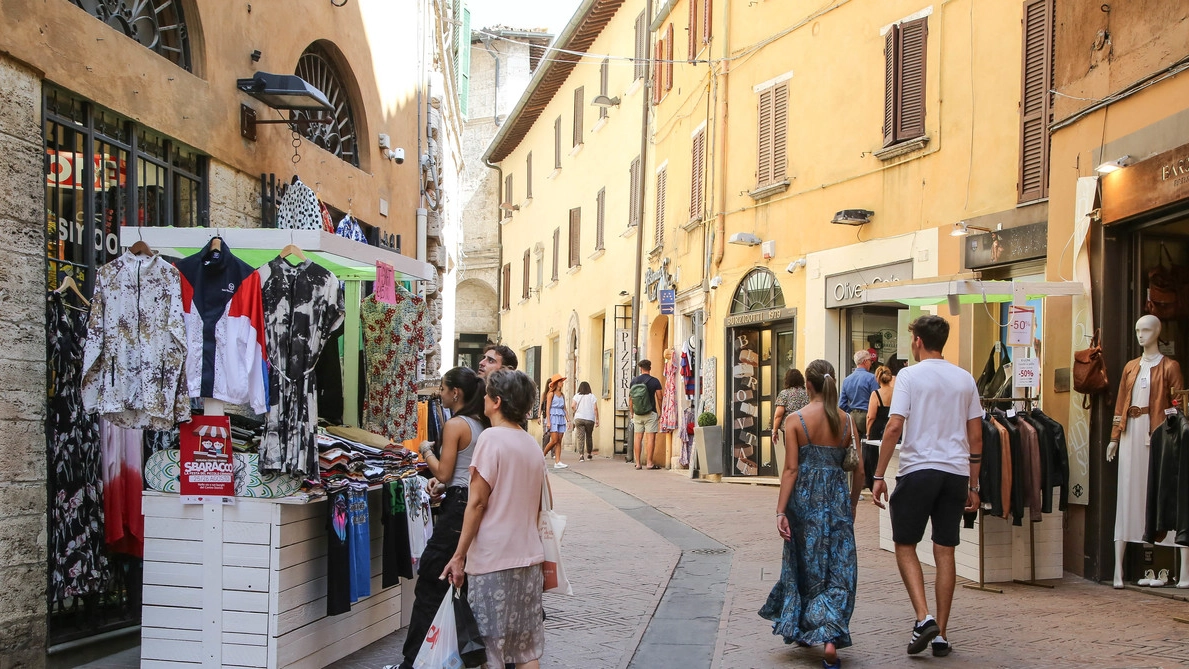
[723,268,797,478]
[564,312,580,447]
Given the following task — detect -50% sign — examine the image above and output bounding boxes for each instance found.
[1007,305,1035,347]
[1014,357,1039,389]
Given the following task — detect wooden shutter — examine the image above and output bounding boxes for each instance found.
[653,39,664,104]
[526,152,533,199]
[757,87,773,186]
[552,228,560,281]
[703,0,712,44]
[690,130,705,220]
[1019,0,1053,202]
[502,263,511,310]
[629,156,641,226]
[554,116,562,168]
[596,188,606,250]
[688,0,698,60]
[569,208,581,267]
[772,83,788,182]
[882,26,896,146]
[522,250,530,299]
[895,17,928,141]
[573,86,584,147]
[655,167,667,249]
[599,59,610,119]
[504,173,513,218]
[665,24,674,91]
[634,12,647,80]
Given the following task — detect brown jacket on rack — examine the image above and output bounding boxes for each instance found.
[1111,356,1183,442]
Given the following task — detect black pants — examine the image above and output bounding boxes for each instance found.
[400,487,468,668]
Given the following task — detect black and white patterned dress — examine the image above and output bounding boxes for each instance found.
[47,294,108,601]
[276,179,323,231]
[258,257,344,474]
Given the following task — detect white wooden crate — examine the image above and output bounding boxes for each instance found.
[142,489,403,669]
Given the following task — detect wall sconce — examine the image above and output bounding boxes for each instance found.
[728,232,762,246]
[237,72,333,141]
[1095,154,1132,174]
[786,258,807,273]
[951,221,993,237]
[499,202,520,212]
[831,209,874,226]
[591,94,621,108]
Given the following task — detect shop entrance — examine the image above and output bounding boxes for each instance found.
[843,306,905,373]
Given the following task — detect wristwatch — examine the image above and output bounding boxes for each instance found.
[969,484,981,493]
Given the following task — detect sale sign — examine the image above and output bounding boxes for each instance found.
[375,260,397,305]
[179,415,236,503]
[1014,357,1040,388]
[1007,305,1035,347]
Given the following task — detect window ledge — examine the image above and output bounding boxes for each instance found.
[626,78,643,97]
[521,197,533,209]
[748,180,791,201]
[648,245,663,260]
[519,298,530,305]
[592,117,608,133]
[621,225,638,238]
[567,265,581,275]
[682,216,703,232]
[547,167,562,180]
[546,279,559,289]
[569,143,584,158]
[1016,197,1049,208]
[589,248,606,260]
[874,136,930,162]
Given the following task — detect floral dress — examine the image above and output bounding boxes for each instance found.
[362,288,427,442]
[776,387,811,414]
[760,413,857,649]
[660,358,679,431]
[47,294,108,601]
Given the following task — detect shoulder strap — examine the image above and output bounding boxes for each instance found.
[876,390,886,408]
[841,413,852,447]
[796,411,811,442]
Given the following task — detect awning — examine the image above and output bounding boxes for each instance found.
[864,278,1084,314]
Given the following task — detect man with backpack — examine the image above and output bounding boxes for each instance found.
[629,360,664,469]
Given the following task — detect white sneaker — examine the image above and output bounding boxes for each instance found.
[1139,569,1157,586]
[553,462,568,469]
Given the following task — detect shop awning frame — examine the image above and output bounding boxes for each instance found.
[864,277,1084,314]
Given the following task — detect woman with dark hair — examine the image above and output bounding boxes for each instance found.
[399,367,489,669]
[571,381,598,461]
[540,374,569,469]
[760,359,860,669]
[443,369,548,669]
[770,368,810,448]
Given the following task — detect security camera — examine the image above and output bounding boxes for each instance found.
[709,275,723,289]
[786,258,807,273]
[391,147,405,164]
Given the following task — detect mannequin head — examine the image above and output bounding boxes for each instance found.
[1135,315,1162,350]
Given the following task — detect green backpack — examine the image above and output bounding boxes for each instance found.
[629,382,653,415]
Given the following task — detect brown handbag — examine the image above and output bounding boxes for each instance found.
[1145,245,1187,319]
[1073,329,1108,408]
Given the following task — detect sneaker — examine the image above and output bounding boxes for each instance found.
[907,617,939,655]
[578,456,585,462]
[931,637,951,657]
[553,462,568,469]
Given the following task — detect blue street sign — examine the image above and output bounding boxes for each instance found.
[659,289,675,315]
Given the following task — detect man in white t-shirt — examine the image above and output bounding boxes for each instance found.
[872,315,982,659]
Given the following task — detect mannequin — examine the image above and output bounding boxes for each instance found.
[1106,315,1189,589]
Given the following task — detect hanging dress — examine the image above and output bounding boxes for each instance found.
[660,358,679,431]
[362,288,427,442]
[760,413,857,648]
[1115,355,1179,546]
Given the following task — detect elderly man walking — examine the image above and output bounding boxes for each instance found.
[839,350,879,442]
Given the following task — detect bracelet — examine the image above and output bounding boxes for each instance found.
[873,475,885,481]
[776,513,786,517]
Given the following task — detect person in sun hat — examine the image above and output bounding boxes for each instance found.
[540,373,569,469]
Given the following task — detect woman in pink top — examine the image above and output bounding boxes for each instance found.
[443,369,547,668]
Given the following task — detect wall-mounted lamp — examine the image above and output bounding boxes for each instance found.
[499,202,520,212]
[786,258,807,273]
[237,72,333,141]
[1095,154,1132,174]
[591,94,621,108]
[728,232,763,246]
[619,290,630,296]
[950,221,993,237]
[709,275,723,289]
[831,209,874,226]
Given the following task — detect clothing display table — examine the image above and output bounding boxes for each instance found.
[873,441,1063,583]
[141,489,401,669]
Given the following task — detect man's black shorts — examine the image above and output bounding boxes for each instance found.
[889,469,969,547]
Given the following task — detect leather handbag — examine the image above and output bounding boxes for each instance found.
[1073,328,1108,408]
[1145,245,1187,319]
[842,414,860,472]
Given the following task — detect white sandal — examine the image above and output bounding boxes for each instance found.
[1138,569,1157,586]
[1151,568,1170,587]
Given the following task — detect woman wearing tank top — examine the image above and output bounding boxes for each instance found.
[400,367,489,669]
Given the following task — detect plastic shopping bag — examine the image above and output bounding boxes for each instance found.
[413,585,463,669]
[538,471,573,595]
[452,589,487,668]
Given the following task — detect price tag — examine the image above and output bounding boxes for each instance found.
[1007,306,1035,347]
[1006,408,1017,418]
[1014,357,1040,388]
[375,260,396,305]
[1165,407,1178,417]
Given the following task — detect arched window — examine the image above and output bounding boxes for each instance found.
[730,268,785,314]
[71,0,191,71]
[293,43,360,167]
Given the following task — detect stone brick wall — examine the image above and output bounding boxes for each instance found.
[208,160,264,228]
[0,54,49,669]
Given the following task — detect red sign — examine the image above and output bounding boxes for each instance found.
[179,415,236,503]
[375,260,397,305]
[45,149,127,191]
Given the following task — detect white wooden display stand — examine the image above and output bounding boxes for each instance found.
[876,445,1063,584]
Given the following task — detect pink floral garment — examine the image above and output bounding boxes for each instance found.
[361,288,426,442]
[660,358,679,431]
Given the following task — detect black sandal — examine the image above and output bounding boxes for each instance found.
[648,464,662,470]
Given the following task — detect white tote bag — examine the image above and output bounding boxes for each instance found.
[538,470,573,595]
[413,585,464,669]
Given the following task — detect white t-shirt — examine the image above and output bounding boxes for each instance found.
[888,358,982,477]
[573,393,597,421]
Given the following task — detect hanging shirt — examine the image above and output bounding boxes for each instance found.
[336,214,368,244]
[362,288,427,442]
[175,239,268,413]
[258,257,344,475]
[347,485,371,603]
[82,251,189,430]
[326,490,352,616]
[276,178,323,230]
[403,476,433,560]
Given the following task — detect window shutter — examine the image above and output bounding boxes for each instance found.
[653,39,664,104]
[655,167,667,249]
[635,12,647,80]
[552,228,560,281]
[526,152,533,199]
[665,24,674,91]
[690,130,705,220]
[573,86,584,147]
[1019,0,1053,202]
[688,0,698,60]
[569,208,581,267]
[895,17,928,141]
[703,0,712,45]
[772,83,788,182]
[883,26,896,147]
[458,8,471,116]
[599,58,610,119]
[629,156,641,226]
[596,188,606,250]
[554,116,562,168]
[522,250,530,299]
[757,88,773,186]
[504,173,513,218]
[502,263,511,310]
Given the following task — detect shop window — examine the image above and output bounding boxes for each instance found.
[730,268,785,314]
[70,0,192,71]
[882,17,928,147]
[1019,0,1054,202]
[293,42,361,168]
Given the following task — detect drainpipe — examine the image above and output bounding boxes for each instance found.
[631,0,654,363]
[486,158,504,340]
[711,0,731,272]
[481,35,501,126]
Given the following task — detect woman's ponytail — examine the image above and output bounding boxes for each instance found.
[805,359,842,438]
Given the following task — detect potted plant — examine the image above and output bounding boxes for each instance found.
[692,411,724,479]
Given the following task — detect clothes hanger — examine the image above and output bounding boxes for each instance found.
[51,275,90,307]
[210,236,222,252]
[279,244,307,261]
[128,240,153,256]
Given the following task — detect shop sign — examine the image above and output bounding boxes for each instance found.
[614,328,632,411]
[179,415,236,504]
[1101,141,1189,225]
[1007,305,1035,347]
[375,261,396,304]
[963,222,1048,269]
[659,289,675,314]
[644,258,673,302]
[45,149,127,190]
[1014,357,1039,388]
[724,307,798,328]
[824,260,913,308]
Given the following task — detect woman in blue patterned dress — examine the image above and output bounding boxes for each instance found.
[760,359,861,669]
[541,373,569,469]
